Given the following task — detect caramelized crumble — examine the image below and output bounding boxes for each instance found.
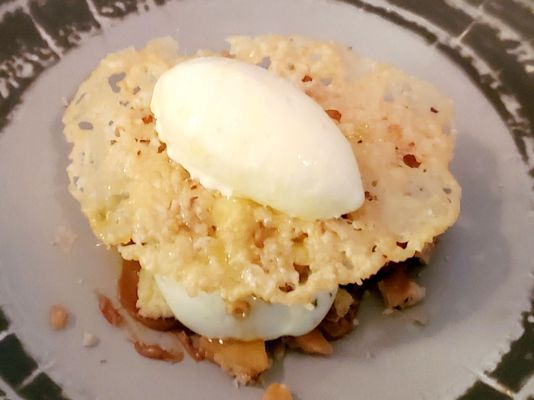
[377,264,426,309]
[325,109,342,122]
[133,341,183,363]
[198,338,269,384]
[289,329,333,355]
[263,383,293,400]
[98,294,124,327]
[319,288,361,340]
[49,305,69,331]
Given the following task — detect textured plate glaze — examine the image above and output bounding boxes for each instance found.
[0,1,533,399]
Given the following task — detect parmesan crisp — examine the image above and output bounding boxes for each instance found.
[63,36,460,317]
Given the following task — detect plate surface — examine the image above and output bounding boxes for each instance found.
[0,0,533,399]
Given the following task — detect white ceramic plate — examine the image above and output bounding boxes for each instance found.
[0,1,533,399]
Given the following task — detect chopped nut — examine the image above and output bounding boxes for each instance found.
[290,329,333,355]
[133,341,183,363]
[142,114,154,124]
[302,75,313,82]
[325,109,342,122]
[333,288,353,318]
[82,332,99,347]
[378,266,426,309]
[49,305,69,331]
[157,143,166,153]
[198,337,269,384]
[263,383,293,400]
[319,288,361,340]
[98,294,123,327]
[402,154,421,168]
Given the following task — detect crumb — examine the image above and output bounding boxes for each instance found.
[411,312,430,326]
[99,359,107,364]
[233,379,241,389]
[353,318,360,327]
[98,294,123,327]
[382,308,395,316]
[378,266,426,309]
[133,341,183,363]
[325,109,342,122]
[289,329,332,355]
[262,383,292,400]
[198,337,268,383]
[83,332,99,347]
[49,305,69,331]
[52,226,78,253]
[61,97,69,107]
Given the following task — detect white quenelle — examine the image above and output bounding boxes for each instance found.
[150,56,364,220]
[156,275,337,340]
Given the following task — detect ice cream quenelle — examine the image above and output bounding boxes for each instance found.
[151,56,364,221]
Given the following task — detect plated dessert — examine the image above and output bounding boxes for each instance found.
[63,35,460,387]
